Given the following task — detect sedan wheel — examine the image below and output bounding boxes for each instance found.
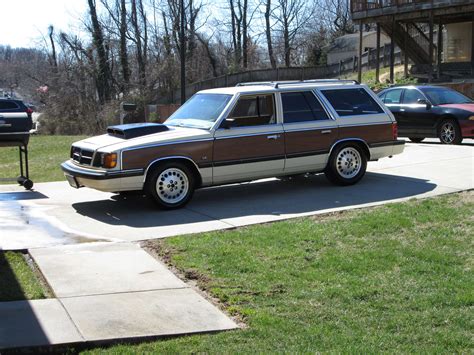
[438,119,462,145]
[146,162,195,209]
[325,143,367,186]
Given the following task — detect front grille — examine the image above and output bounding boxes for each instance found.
[71,146,95,166]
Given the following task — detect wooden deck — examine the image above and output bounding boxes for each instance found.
[351,0,474,22]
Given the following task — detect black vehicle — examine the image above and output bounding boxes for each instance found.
[378,86,474,144]
[0,97,33,144]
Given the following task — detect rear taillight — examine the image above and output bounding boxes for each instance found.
[392,122,398,140]
[26,107,33,115]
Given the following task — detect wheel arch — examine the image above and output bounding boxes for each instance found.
[328,138,371,162]
[438,114,460,129]
[144,156,203,188]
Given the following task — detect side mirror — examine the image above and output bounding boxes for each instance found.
[417,99,432,109]
[221,118,235,129]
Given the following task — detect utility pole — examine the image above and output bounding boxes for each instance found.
[180,0,186,105]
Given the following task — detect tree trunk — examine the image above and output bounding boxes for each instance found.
[119,0,130,90]
[87,0,112,103]
[242,0,248,69]
[265,0,276,69]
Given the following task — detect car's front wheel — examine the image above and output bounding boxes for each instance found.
[146,162,195,209]
[325,143,367,186]
[408,137,425,143]
[438,119,462,145]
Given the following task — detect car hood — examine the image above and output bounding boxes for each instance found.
[438,103,474,112]
[72,125,213,153]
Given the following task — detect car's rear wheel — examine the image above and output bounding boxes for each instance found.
[408,137,425,143]
[325,143,367,186]
[146,162,195,209]
[438,119,462,145]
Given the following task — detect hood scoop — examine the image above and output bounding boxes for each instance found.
[107,123,170,139]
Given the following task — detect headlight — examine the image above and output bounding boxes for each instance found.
[101,153,117,168]
[468,116,474,121]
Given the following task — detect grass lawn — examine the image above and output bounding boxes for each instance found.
[0,252,48,302]
[0,135,86,184]
[83,192,473,353]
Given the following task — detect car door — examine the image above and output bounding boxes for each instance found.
[399,88,436,136]
[281,91,337,173]
[380,88,404,128]
[213,93,285,184]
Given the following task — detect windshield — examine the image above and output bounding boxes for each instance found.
[166,93,232,129]
[420,87,473,105]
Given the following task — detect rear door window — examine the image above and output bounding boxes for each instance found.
[321,88,384,116]
[282,91,329,123]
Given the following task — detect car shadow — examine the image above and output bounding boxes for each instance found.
[71,172,437,229]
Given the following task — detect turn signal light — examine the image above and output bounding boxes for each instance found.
[102,153,117,169]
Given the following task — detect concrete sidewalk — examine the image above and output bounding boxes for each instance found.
[0,242,237,349]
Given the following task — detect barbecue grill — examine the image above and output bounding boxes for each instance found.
[0,98,34,189]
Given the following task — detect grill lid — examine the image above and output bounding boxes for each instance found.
[107,123,170,139]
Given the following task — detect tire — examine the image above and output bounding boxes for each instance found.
[408,137,425,143]
[23,179,34,190]
[438,119,462,145]
[146,162,195,209]
[325,143,367,186]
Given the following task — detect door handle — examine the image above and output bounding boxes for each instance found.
[267,134,281,140]
[0,123,12,127]
[400,109,405,112]
[321,130,332,134]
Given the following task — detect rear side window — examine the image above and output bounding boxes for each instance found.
[383,89,403,104]
[0,101,18,110]
[403,89,425,104]
[282,91,329,123]
[322,88,384,116]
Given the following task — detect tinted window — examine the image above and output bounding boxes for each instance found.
[0,101,18,110]
[403,89,425,104]
[282,92,329,123]
[383,89,402,104]
[228,95,275,127]
[322,88,384,116]
[420,87,473,105]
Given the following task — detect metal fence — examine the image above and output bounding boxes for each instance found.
[165,45,403,104]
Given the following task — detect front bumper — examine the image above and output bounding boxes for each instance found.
[61,160,144,192]
[459,120,474,138]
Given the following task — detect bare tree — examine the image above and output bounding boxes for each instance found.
[87,0,112,103]
[272,0,315,67]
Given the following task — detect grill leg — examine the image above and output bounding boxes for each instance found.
[19,146,24,177]
[24,145,29,179]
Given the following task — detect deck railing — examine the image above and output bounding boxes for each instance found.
[351,0,439,13]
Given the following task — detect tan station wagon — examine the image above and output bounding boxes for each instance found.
[61,80,405,209]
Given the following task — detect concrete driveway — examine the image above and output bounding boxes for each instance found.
[1,140,472,250]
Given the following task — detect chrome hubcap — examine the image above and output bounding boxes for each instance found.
[336,147,361,179]
[156,168,189,204]
[441,123,455,143]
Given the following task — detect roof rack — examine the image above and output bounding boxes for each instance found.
[235,79,359,88]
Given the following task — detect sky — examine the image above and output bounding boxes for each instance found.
[0,0,87,48]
